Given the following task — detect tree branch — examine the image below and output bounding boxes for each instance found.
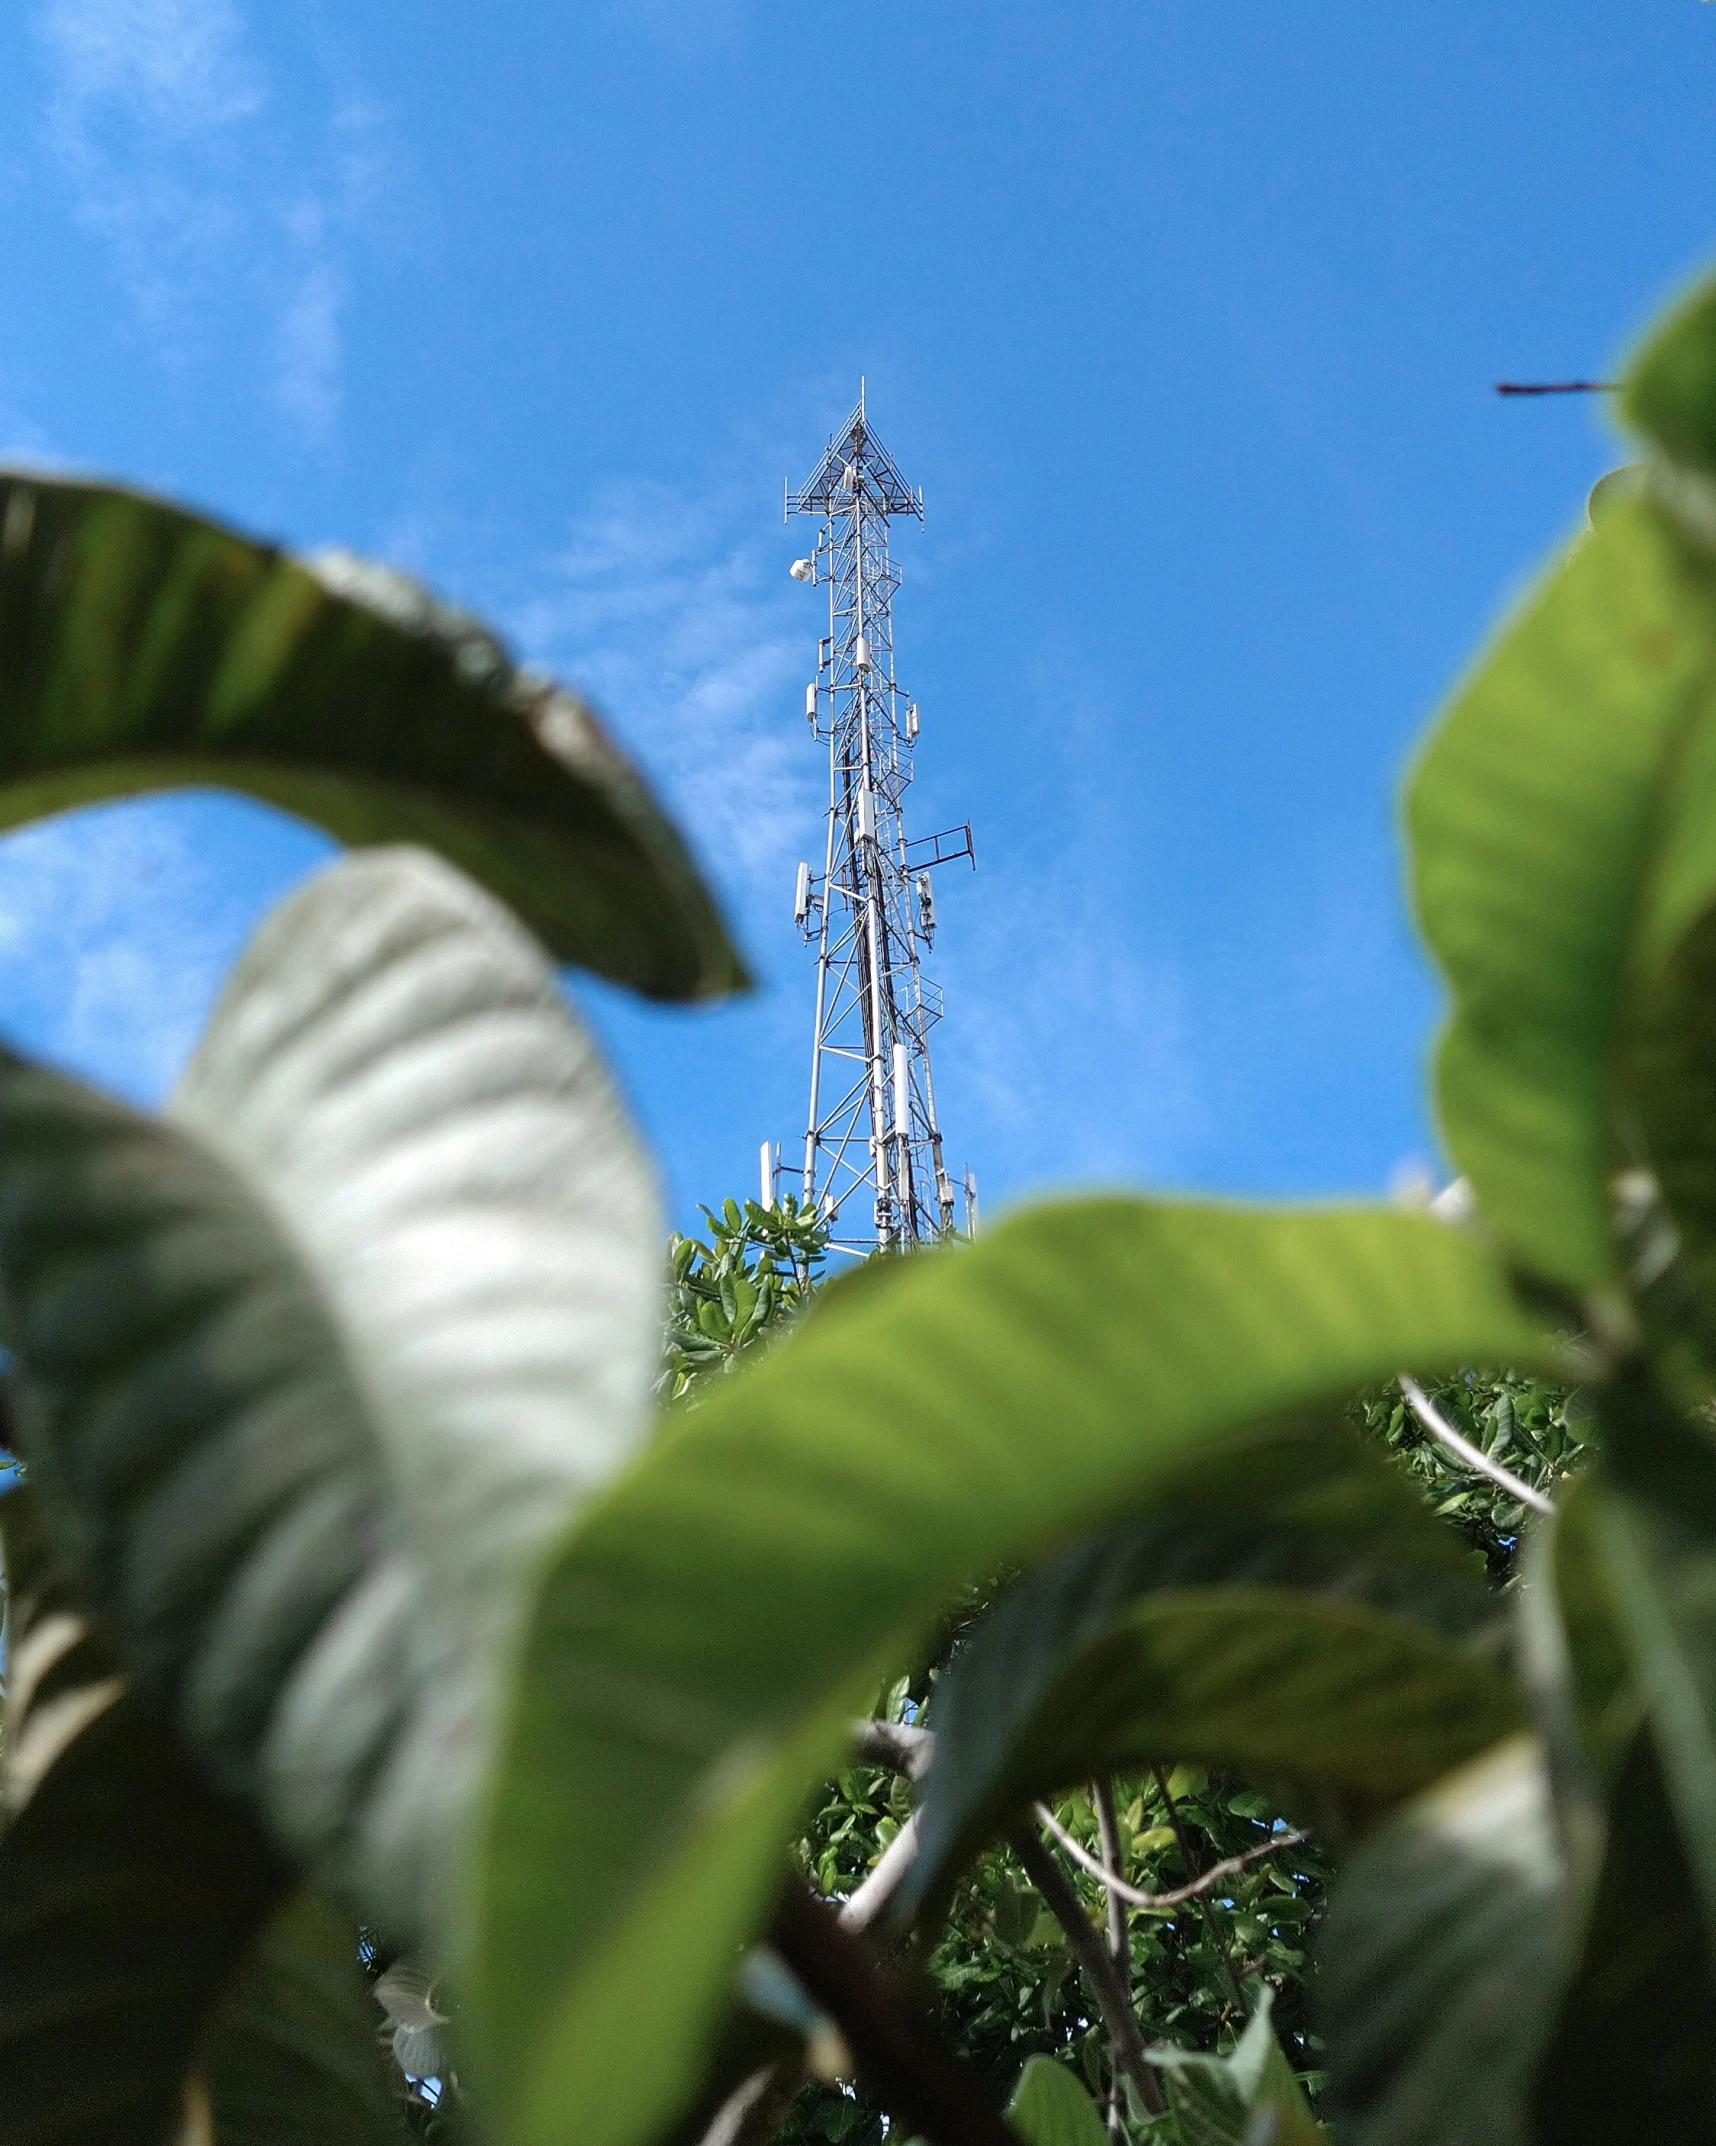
[840,1811,921,1930]
[769,1881,1021,2146]
[1034,1802,1308,1909]
[697,2061,807,2146]
[851,1717,935,1781]
[1008,1826,1165,2117]
[1091,1781,1130,2143]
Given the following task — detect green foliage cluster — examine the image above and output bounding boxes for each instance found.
[661,1197,828,1401]
[1355,1374,1589,1581]
[14,270,1716,2146]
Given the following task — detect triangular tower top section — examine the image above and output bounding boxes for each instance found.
[787,393,923,520]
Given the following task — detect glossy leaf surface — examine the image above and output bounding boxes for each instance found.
[476,1200,1558,2146]
[0,847,660,1950]
[0,471,742,997]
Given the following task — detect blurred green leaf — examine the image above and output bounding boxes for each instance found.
[1005,2055,1106,2146]
[1624,274,1716,484]
[1528,1729,1716,2145]
[1407,490,1716,1292]
[1318,1737,1562,2146]
[1568,1369,1716,1972]
[1148,1990,1324,2146]
[908,1420,1517,1916]
[0,471,742,998]
[476,1199,1558,2146]
[201,1894,415,2145]
[0,847,659,1954]
[0,1489,288,2146]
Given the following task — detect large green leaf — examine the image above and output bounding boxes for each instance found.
[0,1489,288,2146]
[1317,1737,1563,2146]
[1406,489,1716,1292]
[1004,2056,1106,2146]
[475,1200,1560,2146]
[1516,1437,1716,2141]
[1147,1990,1324,2146]
[0,471,742,998]
[1625,276,1716,485]
[906,1420,1516,1915]
[0,845,660,1953]
[1566,1371,1716,1973]
[199,1894,416,2145]
[1528,1728,1716,2146]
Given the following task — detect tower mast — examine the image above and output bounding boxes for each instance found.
[782,393,974,1252]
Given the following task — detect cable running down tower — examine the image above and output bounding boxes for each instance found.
[778,388,974,1252]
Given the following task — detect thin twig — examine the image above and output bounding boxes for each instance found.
[769,1882,1021,2146]
[1034,1802,1308,1909]
[1495,380,1617,395]
[1398,1375,1552,1514]
[1009,1826,1166,2117]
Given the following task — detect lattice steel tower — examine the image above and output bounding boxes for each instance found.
[774,388,974,1252]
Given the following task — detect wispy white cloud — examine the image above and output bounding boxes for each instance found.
[933,850,1214,1200]
[0,794,334,1105]
[41,0,264,131]
[33,0,395,442]
[507,480,822,911]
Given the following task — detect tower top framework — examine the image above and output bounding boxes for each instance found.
[775,391,973,1253]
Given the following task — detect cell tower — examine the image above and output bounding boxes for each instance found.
[769,387,975,1253]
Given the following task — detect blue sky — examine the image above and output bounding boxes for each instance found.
[0,0,1708,1233]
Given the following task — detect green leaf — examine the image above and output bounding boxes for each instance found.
[1624,273,1716,484]
[1604,674,1716,1367]
[1517,1441,1716,2140]
[1564,1370,1716,1968]
[1149,1990,1324,2146]
[0,1489,289,2146]
[0,846,660,1952]
[0,471,742,998]
[199,1893,416,2144]
[476,1199,1559,2146]
[1407,491,1716,1291]
[908,1421,1513,1913]
[1528,1728,1716,2145]
[1005,2055,1107,2146]
[1318,1737,1563,2146]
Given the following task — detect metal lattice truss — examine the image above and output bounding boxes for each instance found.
[782,391,974,1252]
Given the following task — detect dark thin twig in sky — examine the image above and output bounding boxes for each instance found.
[1494,380,1618,396]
